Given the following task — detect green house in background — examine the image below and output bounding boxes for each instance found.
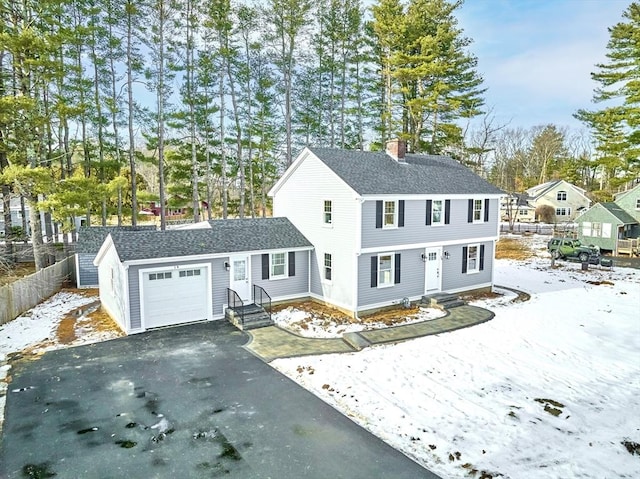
[576,182,640,256]
[613,182,640,223]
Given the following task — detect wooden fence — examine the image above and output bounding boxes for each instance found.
[0,256,76,326]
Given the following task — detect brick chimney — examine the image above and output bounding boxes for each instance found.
[386,139,406,162]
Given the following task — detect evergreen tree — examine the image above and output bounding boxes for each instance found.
[575,2,640,190]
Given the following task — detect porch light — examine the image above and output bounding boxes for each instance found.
[444,251,450,260]
[224,261,230,271]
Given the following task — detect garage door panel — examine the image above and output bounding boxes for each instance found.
[142,267,209,329]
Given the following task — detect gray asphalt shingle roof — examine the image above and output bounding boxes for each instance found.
[76,226,156,254]
[601,202,638,224]
[109,217,312,262]
[308,147,503,195]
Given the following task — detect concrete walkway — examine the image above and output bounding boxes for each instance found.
[245,304,494,361]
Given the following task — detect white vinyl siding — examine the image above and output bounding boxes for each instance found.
[271,152,358,310]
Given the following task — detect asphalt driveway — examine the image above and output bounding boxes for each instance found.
[1,321,439,478]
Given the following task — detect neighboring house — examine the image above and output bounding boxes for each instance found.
[1,194,83,238]
[576,182,640,255]
[613,181,640,223]
[93,218,312,334]
[524,180,591,222]
[76,226,156,288]
[500,193,535,223]
[269,140,504,317]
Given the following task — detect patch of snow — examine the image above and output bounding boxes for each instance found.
[273,306,446,338]
[0,291,96,354]
[273,256,640,479]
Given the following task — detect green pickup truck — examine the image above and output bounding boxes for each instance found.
[547,237,601,263]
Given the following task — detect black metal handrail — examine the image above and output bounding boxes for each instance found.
[226,288,244,326]
[252,284,272,322]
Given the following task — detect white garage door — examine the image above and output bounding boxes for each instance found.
[142,266,209,329]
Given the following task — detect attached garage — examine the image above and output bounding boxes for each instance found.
[94,218,312,335]
[140,265,211,329]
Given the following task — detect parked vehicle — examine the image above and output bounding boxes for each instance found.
[547,237,601,263]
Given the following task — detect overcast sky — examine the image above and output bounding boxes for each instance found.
[454,0,632,131]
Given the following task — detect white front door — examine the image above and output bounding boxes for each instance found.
[424,247,442,294]
[230,255,251,302]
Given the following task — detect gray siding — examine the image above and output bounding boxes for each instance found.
[309,250,322,296]
[251,250,309,299]
[77,253,98,287]
[357,249,425,309]
[211,258,229,317]
[128,258,217,330]
[361,198,499,249]
[441,241,494,292]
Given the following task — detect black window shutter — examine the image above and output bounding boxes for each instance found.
[262,254,270,280]
[288,252,295,276]
[484,199,490,222]
[445,200,451,224]
[394,253,401,284]
[467,199,474,223]
[370,256,378,287]
[425,200,432,225]
[375,201,382,228]
[398,200,405,227]
[462,246,468,273]
[480,245,485,271]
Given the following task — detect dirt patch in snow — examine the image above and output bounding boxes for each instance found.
[495,237,535,260]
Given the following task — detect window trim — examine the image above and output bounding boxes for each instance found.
[473,199,484,223]
[323,253,332,283]
[377,253,395,288]
[555,207,572,217]
[636,198,640,210]
[383,200,397,229]
[270,252,288,279]
[431,199,444,226]
[467,244,480,274]
[557,190,567,201]
[323,200,332,226]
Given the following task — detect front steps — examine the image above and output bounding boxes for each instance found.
[422,292,465,310]
[226,303,273,330]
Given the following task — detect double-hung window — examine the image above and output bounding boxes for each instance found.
[324,253,332,281]
[466,245,479,273]
[592,222,602,237]
[383,200,396,228]
[473,199,483,222]
[323,200,332,225]
[378,254,393,287]
[636,198,640,210]
[432,200,443,225]
[557,191,567,201]
[271,252,287,278]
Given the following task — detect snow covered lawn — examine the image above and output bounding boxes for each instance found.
[0,290,123,431]
[274,244,640,478]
